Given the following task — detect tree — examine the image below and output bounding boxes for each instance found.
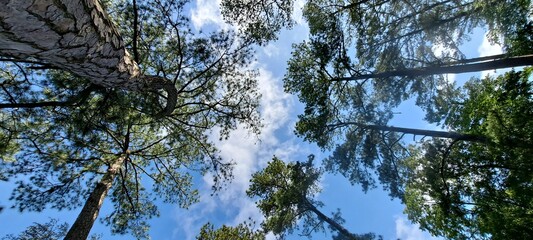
[1,218,69,240]
[274,1,533,237]
[221,0,295,44]
[1,0,261,239]
[1,218,102,240]
[247,156,378,239]
[281,0,533,199]
[196,221,265,240]
[402,68,533,239]
[0,0,176,115]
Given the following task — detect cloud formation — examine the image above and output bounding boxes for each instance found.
[190,0,227,30]
[395,216,440,240]
[478,32,505,77]
[174,64,301,239]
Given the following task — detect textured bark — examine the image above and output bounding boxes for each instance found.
[335,54,533,82]
[64,156,125,240]
[0,0,177,115]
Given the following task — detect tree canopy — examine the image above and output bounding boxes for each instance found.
[276,0,533,197]
[195,222,265,240]
[248,156,378,239]
[1,0,533,239]
[1,0,261,238]
[403,68,533,239]
[224,0,533,238]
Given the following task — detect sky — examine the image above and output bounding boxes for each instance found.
[0,1,505,239]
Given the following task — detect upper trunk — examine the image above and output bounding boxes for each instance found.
[305,200,359,240]
[335,54,533,81]
[329,122,490,143]
[64,156,125,240]
[0,0,177,115]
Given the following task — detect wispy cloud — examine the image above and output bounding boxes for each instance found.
[174,64,302,239]
[190,0,228,30]
[262,43,281,58]
[293,0,307,25]
[395,216,439,240]
[432,43,456,83]
[478,32,505,78]
[184,2,310,238]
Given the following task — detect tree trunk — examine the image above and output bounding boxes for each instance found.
[0,0,177,115]
[305,200,358,240]
[335,54,533,81]
[64,156,125,240]
[330,122,490,143]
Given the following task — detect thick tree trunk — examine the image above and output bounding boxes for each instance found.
[0,0,177,115]
[305,200,358,240]
[330,122,490,143]
[335,54,533,81]
[64,156,125,240]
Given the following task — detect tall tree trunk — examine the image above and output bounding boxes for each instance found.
[64,156,125,240]
[305,200,358,240]
[0,0,177,115]
[329,122,490,143]
[334,54,533,81]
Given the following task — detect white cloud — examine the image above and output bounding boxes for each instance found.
[478,33,503,57]
[432,43,456,83]
[190,0,227,30]
[478,32,505,78]
[175,65,303,239]
[263,43,280,57]
[395,216,439,240]
[293,0,307,25]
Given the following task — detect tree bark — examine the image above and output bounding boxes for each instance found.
[334,54,533,81]
[64,156,125,240]
[0,0,177,115]
[305,200,358,240]
[330,122,490,143]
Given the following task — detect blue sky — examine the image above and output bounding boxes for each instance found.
[0,1,506,239]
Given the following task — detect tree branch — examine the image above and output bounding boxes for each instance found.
[329,121,490,143]
[333,54,533,81]
[0,84,101,109]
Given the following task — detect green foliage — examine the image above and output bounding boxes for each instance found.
[0,218,102,240]
[247,156,322,237]
[283,0,533,206]
[221,0,295,44]
[196,221,265,240]
[248,156,378,239]
[479,0,533,54]
[280,1,533,238]
[1,218,68,240]
[0,0,262,238]
[403,68,533,239]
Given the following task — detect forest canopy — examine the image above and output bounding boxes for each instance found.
[1,0,532,239]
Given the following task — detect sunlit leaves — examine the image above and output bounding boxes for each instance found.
[403,68,533,239]
[196,221,265,240]
[1,0,262,237]
[221,0,294,44]
[247,156,322,237]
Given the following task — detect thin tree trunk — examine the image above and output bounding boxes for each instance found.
[334,54,533,81]
[64,156,125,240]
[305,200,358,240]
[329,122,490,143]
[0,0,177,115]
